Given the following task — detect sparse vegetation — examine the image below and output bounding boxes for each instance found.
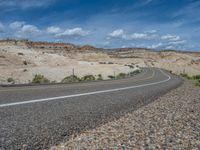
[97,74,103,80]
[81,75,96,81]
[32,74,50,84]
[180,73,192,79]
[23,60,28,65]
[196,79,200,86]
[18,52,24,56]
[108,75,115,79]
[7,77,14,83]
[62,75,80,83]
[108,62,114,64]
[180,73,200,87]
[116,73,126,79]
[130,70,140,76]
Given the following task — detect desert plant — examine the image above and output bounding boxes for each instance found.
[62,75,80,83]
[130,70,140,76]
[97,74,103,80]
[32,74,50,84]
[18,52,24,56]
[180,73,192,79]
[23,60,28,65]
[108,75,115,79]
[116,73,126,79]
[81,75,96,81]
[193,75,200,80]
[7,77,14,83]
[196,79,200,86]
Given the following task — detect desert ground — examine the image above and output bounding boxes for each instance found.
[0,39,200,84]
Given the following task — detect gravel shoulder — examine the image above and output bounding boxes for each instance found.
[52,80,200,150]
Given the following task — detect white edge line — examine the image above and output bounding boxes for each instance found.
[0,69,171,108]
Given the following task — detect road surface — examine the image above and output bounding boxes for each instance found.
[0,68,182,150]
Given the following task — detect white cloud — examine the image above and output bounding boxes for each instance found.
[129,33,148,40]
[161,34,180,41]
[9,21,40,37]
[20,25,40,34]
[147,29,157,33]
[149,43,163,49]
[9,21,26,30]
[109,29,125,38]
[169,40,186,45]
[109,29,155,40]
[47,26,61,34]
[55,27,89,37]
[0,22,4,32]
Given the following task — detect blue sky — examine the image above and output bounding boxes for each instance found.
[0,0,200,51]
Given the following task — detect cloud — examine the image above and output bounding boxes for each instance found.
[109,29,155,40]
[9,21,26,30]
[55,27,89,37]
[161,34,181,41]
[168,40,186,45]
[9,21,40,37]
[20,25,40,34]
[147,29,157,34]
[0,22,4,32]
[47,26,61,34]
[149,43,163,49]
[129,33,148,40]
[0,0,55,9]
[109,29,125,38]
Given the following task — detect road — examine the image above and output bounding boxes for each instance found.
[0,68,182,150]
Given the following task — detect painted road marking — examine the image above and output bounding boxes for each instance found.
[0,69,170,108]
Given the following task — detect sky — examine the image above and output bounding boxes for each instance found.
[0,0,200,51]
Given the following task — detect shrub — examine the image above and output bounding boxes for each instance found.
[32,74,50,84]
[196,79,200,86]
[23,60,28,65]
[116,73,126,79]
[81,75,96,81]
[193,75,200,80]
[108,62,114,64]
[7,77,14,83]
[180,73,192,79]
[108,75,115,79]
[97,74,103,80]
[130,70,140,76]
[62,75,80,83]
[18,52,24,56]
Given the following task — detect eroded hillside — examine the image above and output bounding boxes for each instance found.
[0,39,199,84]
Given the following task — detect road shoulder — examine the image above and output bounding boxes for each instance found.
[52,80,200,150]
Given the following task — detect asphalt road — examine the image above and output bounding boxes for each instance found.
[0,68,182,150]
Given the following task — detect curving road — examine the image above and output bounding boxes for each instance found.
[0,68,182,150]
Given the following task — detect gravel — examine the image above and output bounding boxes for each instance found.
[52,80,200,150]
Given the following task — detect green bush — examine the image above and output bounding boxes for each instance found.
[193,75,200,80]
[97,74,103,80]
[32,74,50,84]
[130,70,140,76]
[62,75,80,83]
[180,73,192,79]
[116,73,127,79]
[108,75,115,79]
[81,75,96,81]
[7,77,14,83]
[23,60,28,65]
[195,79,200,86]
